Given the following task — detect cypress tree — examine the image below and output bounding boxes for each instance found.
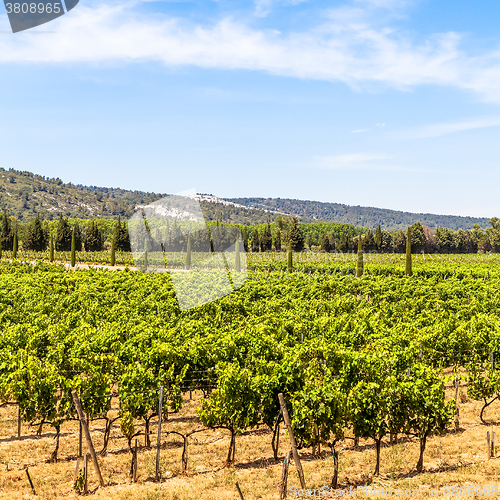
[320,234,331,253]
[275,228,282,252]
[110,235,116,266]
[252,229,260,253]
[356,236,364,277]
[405,227,412,276]
[235,237,241,272]
[1,210,14,251]
[73,223,83,252]
[0,238,2,259]
[374,224,382,250]
[115,215,131,252]
[85,219,104,252]
[49,235,54,262]
[286,217,304,252]
[12,232,17,260]
[261,223,272,252]
[23,213,47,251]
[242,227,249,252]
[55,214,72,251]
[186,233,192,269]
[337,230,347,253]
[70,229,76,267]
[287,243,293,272]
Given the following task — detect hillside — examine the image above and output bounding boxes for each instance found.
[0,169,283,224]
[225,197,491,231]
[0,168,492,230]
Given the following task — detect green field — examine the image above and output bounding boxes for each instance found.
[1,252,500,496]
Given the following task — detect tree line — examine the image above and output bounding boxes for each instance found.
[244,218,500,254]
[3,211,500,255]
[0,211,131,252]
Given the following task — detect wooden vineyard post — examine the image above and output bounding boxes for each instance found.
[492,432,496,458]
[454,378,460,431]
[236,482,245,500]
[78,420,82,457]
[133,439,138,483]
[25,467,36,495]
[155,385,164,482]
[71,391,105,487]
[280,449,292,499]
[278,393,306,490]
[78,388,83,457]
[83,454,88,495]
[74,457,81,482]
[331,448,339,489]
[18,405,21,440]
[487,431,491,460]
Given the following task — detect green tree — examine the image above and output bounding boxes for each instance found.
[251,229,260,253]
[410,222,426,253]
[22,213,47,251]
[1,210,14,251]
[320,234,332,253]
[73,223,82,252]
[374,224,382,250]
[116,216,131,252]
[285,217,305,252]
[363,230,376,252]
[435,227,454,253]
[336,230,348,253]
[55,214,72,251]
[242,227,249,252]
[274,228,282,252]
[393,230,406,253]
[85,219,104,252]
[380,230,393,253]
[261,223,272,252]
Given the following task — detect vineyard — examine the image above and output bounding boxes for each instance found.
[1,252,500,498]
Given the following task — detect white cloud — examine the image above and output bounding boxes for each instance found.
[351,128,370,133]
[397,116,500,139]
[2,1,500,102]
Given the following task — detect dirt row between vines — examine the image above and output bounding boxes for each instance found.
[1,388,500,500]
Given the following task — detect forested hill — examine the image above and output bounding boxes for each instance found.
[225,197,491,231]
[0,168,491,230]
[0,168,283,224]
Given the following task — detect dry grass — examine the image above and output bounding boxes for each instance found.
[2,388,500,500]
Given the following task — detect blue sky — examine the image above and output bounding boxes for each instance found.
[1,0,500,218]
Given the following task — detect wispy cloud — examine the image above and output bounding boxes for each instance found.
[351,128,370,133]
[2,1,500,103]
[396,116,500,139]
